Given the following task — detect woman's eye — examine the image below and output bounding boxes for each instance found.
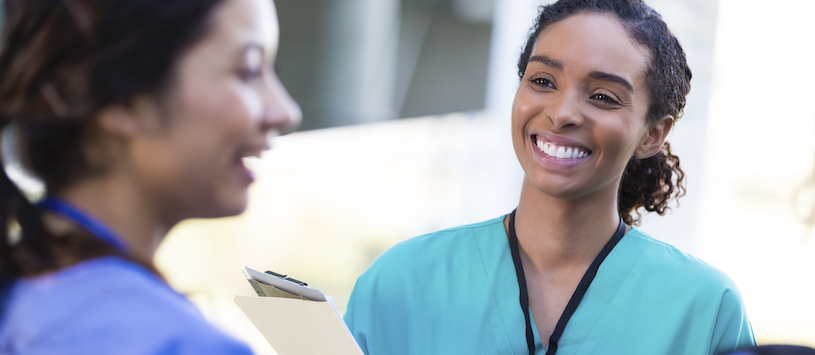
[530,76,555,89]
[590,93,620,105]
[239,67,263,81]
[240,48,264,81]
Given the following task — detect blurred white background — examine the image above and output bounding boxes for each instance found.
[154,0,815,353]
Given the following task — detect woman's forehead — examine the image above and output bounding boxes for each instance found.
[206,0,279,57]
[532,12,650,81]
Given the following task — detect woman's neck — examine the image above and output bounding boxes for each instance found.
[510,178,626,274]
[52,173,171,262]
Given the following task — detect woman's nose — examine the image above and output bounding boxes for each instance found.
[547,92,582,130]
[260,72,301,134]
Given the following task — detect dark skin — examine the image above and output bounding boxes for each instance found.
[507,12,672,341]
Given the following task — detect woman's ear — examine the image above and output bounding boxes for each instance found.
[95,96,162,137]
[96,106,139,137]
[634,115,674,159]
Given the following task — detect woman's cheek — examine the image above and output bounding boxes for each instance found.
[196,86,259,142]
[236,86,264,126]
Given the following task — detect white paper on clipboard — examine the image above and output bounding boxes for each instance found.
[235,268,363,355]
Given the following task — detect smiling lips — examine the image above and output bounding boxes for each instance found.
[535,136,592,159]
[235,143,269,183]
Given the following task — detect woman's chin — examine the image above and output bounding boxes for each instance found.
[192,192,250,219]
[219,195,250,217]
[525,176,590,201]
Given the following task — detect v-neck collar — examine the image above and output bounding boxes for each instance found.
[472,215,649,354]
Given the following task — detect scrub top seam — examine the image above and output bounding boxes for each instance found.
[706,287,748,354]
[471,219,517,355]
[706,290,726,354]
[575,230,652,355]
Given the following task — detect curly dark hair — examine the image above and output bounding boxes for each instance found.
[517,0,690,225]
[0,0,223,287]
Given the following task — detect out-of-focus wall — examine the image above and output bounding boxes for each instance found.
[697,0,815,345]
[275,0,495,131]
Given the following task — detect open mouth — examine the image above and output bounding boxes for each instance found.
[238,152,264,174]
[236,142,268,164]
[235,146,266,181]
[239,155,260,168]
[533,135,592,159]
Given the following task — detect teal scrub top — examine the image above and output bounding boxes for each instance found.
[344,215,755,355]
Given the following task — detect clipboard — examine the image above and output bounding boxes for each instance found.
[235,267,363,355]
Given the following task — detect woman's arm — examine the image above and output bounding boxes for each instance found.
[709,288,755,355]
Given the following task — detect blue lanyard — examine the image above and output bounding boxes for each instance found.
[37,197,130,254]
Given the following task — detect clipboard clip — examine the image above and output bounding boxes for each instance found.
[265,270,308,286]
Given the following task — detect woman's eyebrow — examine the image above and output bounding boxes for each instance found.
[529,55,634,93]
[588,71,634,92]
[529,55,563,70]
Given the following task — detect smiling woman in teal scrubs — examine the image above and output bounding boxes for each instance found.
[344,0,755,354]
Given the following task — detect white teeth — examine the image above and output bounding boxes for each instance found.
[535,138,590,159]
[242,156,260,170]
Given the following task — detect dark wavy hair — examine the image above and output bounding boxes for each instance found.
[0,0,223,288]
[517,0,690,225]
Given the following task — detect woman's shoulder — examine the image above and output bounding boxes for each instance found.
[8,256,193,318]
[623,227,740,292]
[611,228,755,351]
[344,215,510,345]
[1,257,252,354]
[351,215,506,291]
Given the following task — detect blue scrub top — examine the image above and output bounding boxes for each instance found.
[0,257,253,354]
[344,215,755,355]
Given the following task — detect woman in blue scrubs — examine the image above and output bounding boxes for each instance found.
[344,0,755,354]
[0,0,299,353]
